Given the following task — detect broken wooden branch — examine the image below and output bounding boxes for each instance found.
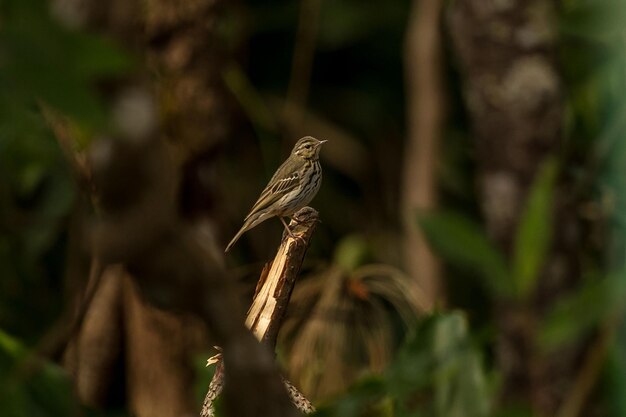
[201,207,319,416]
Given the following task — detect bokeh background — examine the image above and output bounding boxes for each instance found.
[2,0,626,416]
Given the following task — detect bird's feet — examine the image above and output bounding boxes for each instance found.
[280,217,307,245]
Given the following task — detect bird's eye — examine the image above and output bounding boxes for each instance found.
[305,144,311,149]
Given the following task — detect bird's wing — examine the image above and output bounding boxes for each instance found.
[244,158,304,220]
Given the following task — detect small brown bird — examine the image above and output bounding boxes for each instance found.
[225,136,327,252]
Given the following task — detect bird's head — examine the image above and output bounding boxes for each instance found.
[292,136,327,160]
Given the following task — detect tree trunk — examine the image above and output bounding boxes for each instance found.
[448,1,583,414]
[402,0,446,309]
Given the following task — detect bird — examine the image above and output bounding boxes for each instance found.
[225,136,327,252]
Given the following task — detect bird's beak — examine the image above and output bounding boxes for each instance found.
[317,140,328,146]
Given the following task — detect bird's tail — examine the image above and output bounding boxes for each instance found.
[225,225,248,252]
[224,211,271,252]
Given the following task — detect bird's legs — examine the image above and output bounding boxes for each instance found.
[279,216,296,238]
[279,216,306,244]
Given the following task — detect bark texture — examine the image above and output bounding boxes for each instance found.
[450,1,563,247]
[449,1,583,414]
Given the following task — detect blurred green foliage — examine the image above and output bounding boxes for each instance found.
[314,313,491,417]
[0,0,131,135]
[419,211,511,298]
[0,329,130,417]
[419,157,558,300]
[0,0,130,338]
[565,7,626,276]
[511,158,558,297]
[0,329,77,417]
[0,0,131,414]
[0,331,77,417]
[539,272,626,351]
[0,123,73,341]
[560,3,626,416]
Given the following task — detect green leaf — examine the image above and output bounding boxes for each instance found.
[0,329,75,417]
[539,272,626,350]
[419,211,512,297]
[511,158,558,298]
[0,0,132,130]
[431,314,490,417]
[387,313,491,417]
[560,0,626,42]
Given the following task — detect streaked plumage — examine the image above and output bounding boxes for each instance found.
[225,136,327,252]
